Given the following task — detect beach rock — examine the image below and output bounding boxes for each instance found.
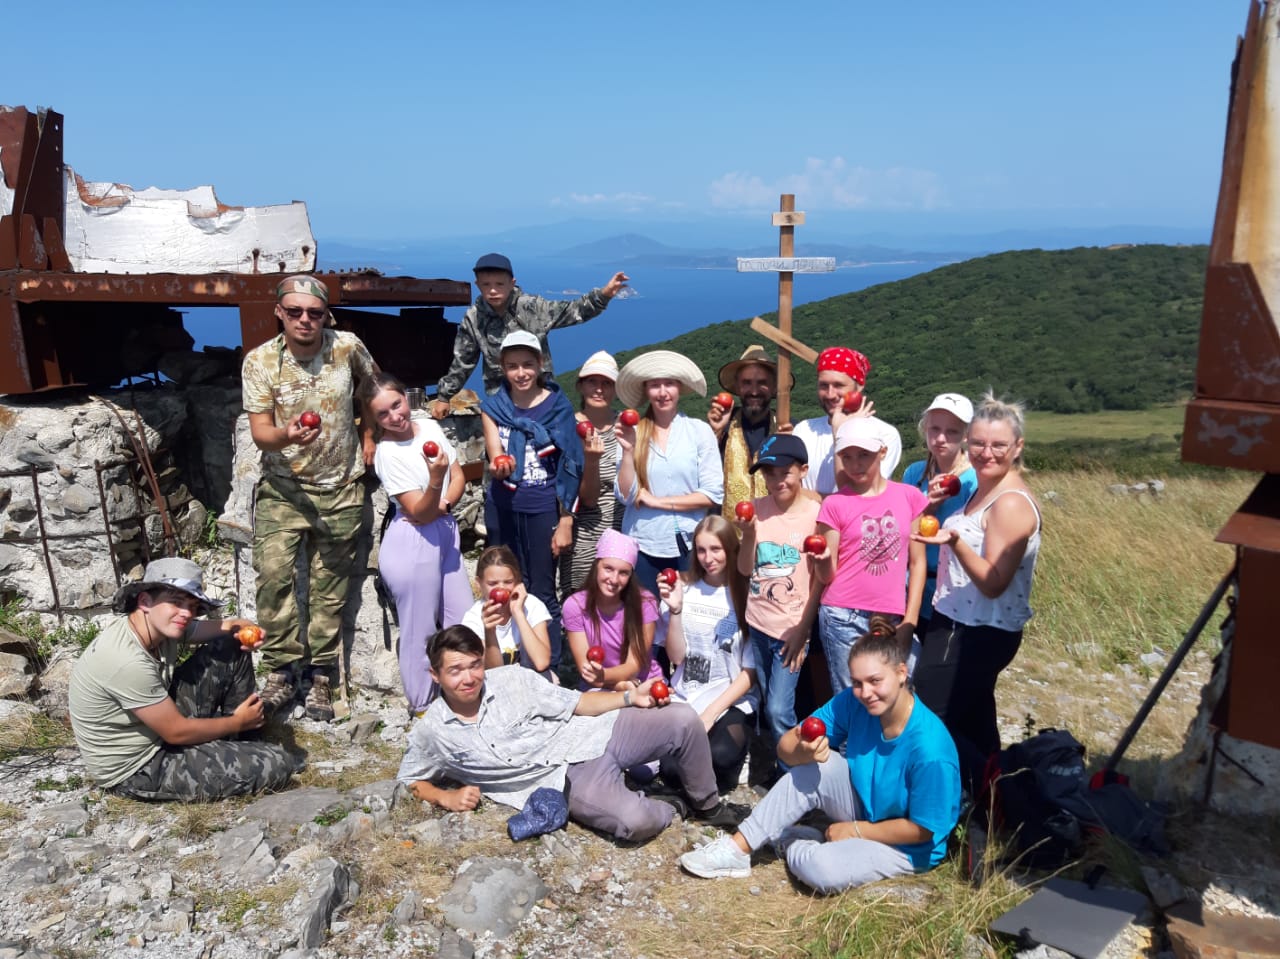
[0,653,34,699]
[440,856,548,939]
[286,857,357,950]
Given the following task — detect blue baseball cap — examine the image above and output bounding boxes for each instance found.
[750,433,808,472]
[474,253,513,274]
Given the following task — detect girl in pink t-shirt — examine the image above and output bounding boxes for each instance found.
[813,417,928,693]
[563,530,662,691]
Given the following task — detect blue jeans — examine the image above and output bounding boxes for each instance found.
[749,626,802,765]
[818,605,874,694]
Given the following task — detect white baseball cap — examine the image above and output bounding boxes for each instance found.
[924,393,974,424]
[835,417,886,453]
[500,330,542,355]
[579,350,618,381]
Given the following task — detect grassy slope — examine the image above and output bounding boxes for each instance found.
[558,244,1209,478]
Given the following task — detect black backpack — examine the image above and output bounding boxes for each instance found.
[991,728,1101,866]
[987,728,1170,867]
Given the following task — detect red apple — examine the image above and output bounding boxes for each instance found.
[800,717,826,742]
[940,473,962,497]
[576,421,593,439]
[841,391,863,414]
[734,501,755,522]
[493,454,516,471]
[918,515,940,537]
[713,392,734,410]
[236,625,264,646]
[620,409,640,427]
[650,679,670,703]
[586,645,606,664]
[299,410,321,430]
[489,587,511,605]
[803,534,827,555]
[658,568,679,587]
[422,440,440,459]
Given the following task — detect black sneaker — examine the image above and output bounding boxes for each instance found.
[694,800,749,830]
[647,790,690,820]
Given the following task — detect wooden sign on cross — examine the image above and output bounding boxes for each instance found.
[736,193,833,424]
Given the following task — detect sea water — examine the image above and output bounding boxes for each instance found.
[181,257,944,390]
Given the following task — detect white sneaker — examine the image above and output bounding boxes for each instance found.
[772,824,825,858]
[679,835,751,879]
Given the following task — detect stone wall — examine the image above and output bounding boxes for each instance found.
[0,373,485,708]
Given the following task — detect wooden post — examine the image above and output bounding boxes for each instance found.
[736,195,831,425]
[777,194,795,424]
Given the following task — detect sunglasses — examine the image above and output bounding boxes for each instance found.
[281,306,327,321]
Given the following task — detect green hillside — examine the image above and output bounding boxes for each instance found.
[560,244,1207,435]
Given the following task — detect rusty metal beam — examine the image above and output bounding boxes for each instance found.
[4,271,471,307]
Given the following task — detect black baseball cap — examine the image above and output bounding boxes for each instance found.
[749,433,809,472]
[473,253,513,274]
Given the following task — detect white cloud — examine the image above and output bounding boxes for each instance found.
[550,191,658,211]
[709,157,947,211]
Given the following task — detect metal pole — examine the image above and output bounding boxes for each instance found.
[1105,564,1237,772]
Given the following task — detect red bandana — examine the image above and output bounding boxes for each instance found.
[816,347,871,386]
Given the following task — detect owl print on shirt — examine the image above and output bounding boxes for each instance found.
[858,510,900,575]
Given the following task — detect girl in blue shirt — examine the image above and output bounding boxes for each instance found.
[679,616,961,893]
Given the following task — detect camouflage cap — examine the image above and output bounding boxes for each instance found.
[276,275,330,304]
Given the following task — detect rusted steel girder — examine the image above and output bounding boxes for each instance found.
[0,271,471,394]
[1180,0,1280,752]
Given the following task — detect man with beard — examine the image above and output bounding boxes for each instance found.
[708,346,790,519]
[791,346,900,496]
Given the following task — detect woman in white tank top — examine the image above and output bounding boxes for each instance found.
[910,393,1041,788]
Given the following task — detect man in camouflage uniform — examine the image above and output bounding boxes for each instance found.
[242,275,377,720]
[430,252,629,416]
[68,557,297,801]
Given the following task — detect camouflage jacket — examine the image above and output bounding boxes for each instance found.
[436,286,611,399]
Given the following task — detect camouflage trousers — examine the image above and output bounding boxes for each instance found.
[113,638,298,802]
[253,474,365,672]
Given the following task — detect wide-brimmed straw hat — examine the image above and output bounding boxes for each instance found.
[112,557,221,614]
[717,344,795,392]
[615,350,707,410]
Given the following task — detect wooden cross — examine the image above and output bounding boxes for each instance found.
[736,194,834,424]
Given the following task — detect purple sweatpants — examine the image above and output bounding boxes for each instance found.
[379,513,474,712]
[565,704,719,842]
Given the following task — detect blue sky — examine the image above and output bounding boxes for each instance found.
[2,2,1249,244]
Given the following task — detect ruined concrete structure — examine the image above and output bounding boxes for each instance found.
[1174,0,1280,813]
[0,103,471,394]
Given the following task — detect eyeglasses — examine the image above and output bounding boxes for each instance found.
[967,440,1012,455]
[281,306,327,321]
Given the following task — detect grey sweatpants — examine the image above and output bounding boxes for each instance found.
[738,756,915,893]
[566,704,718,842]
[113,638,297,802]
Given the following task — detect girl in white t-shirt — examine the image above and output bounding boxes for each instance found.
[461,546,554,680]
[658,514,757,794]
[362,373,472,717]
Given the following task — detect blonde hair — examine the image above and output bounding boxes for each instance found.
[970,391,1027,469]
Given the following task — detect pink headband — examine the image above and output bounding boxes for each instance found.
[595,529,638,568]
[817,347,871,386]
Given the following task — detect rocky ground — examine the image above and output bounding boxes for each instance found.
[1,641,1278,959]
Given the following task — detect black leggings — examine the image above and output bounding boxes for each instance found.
[912,612,1022,786]
[660,705,750,796]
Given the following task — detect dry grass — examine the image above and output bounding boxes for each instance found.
[0,709,73,758]
[1024,470,1249,669]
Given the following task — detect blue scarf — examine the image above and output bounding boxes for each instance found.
[480,380,584,513]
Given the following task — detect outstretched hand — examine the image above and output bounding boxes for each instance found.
[602,272,630,299]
